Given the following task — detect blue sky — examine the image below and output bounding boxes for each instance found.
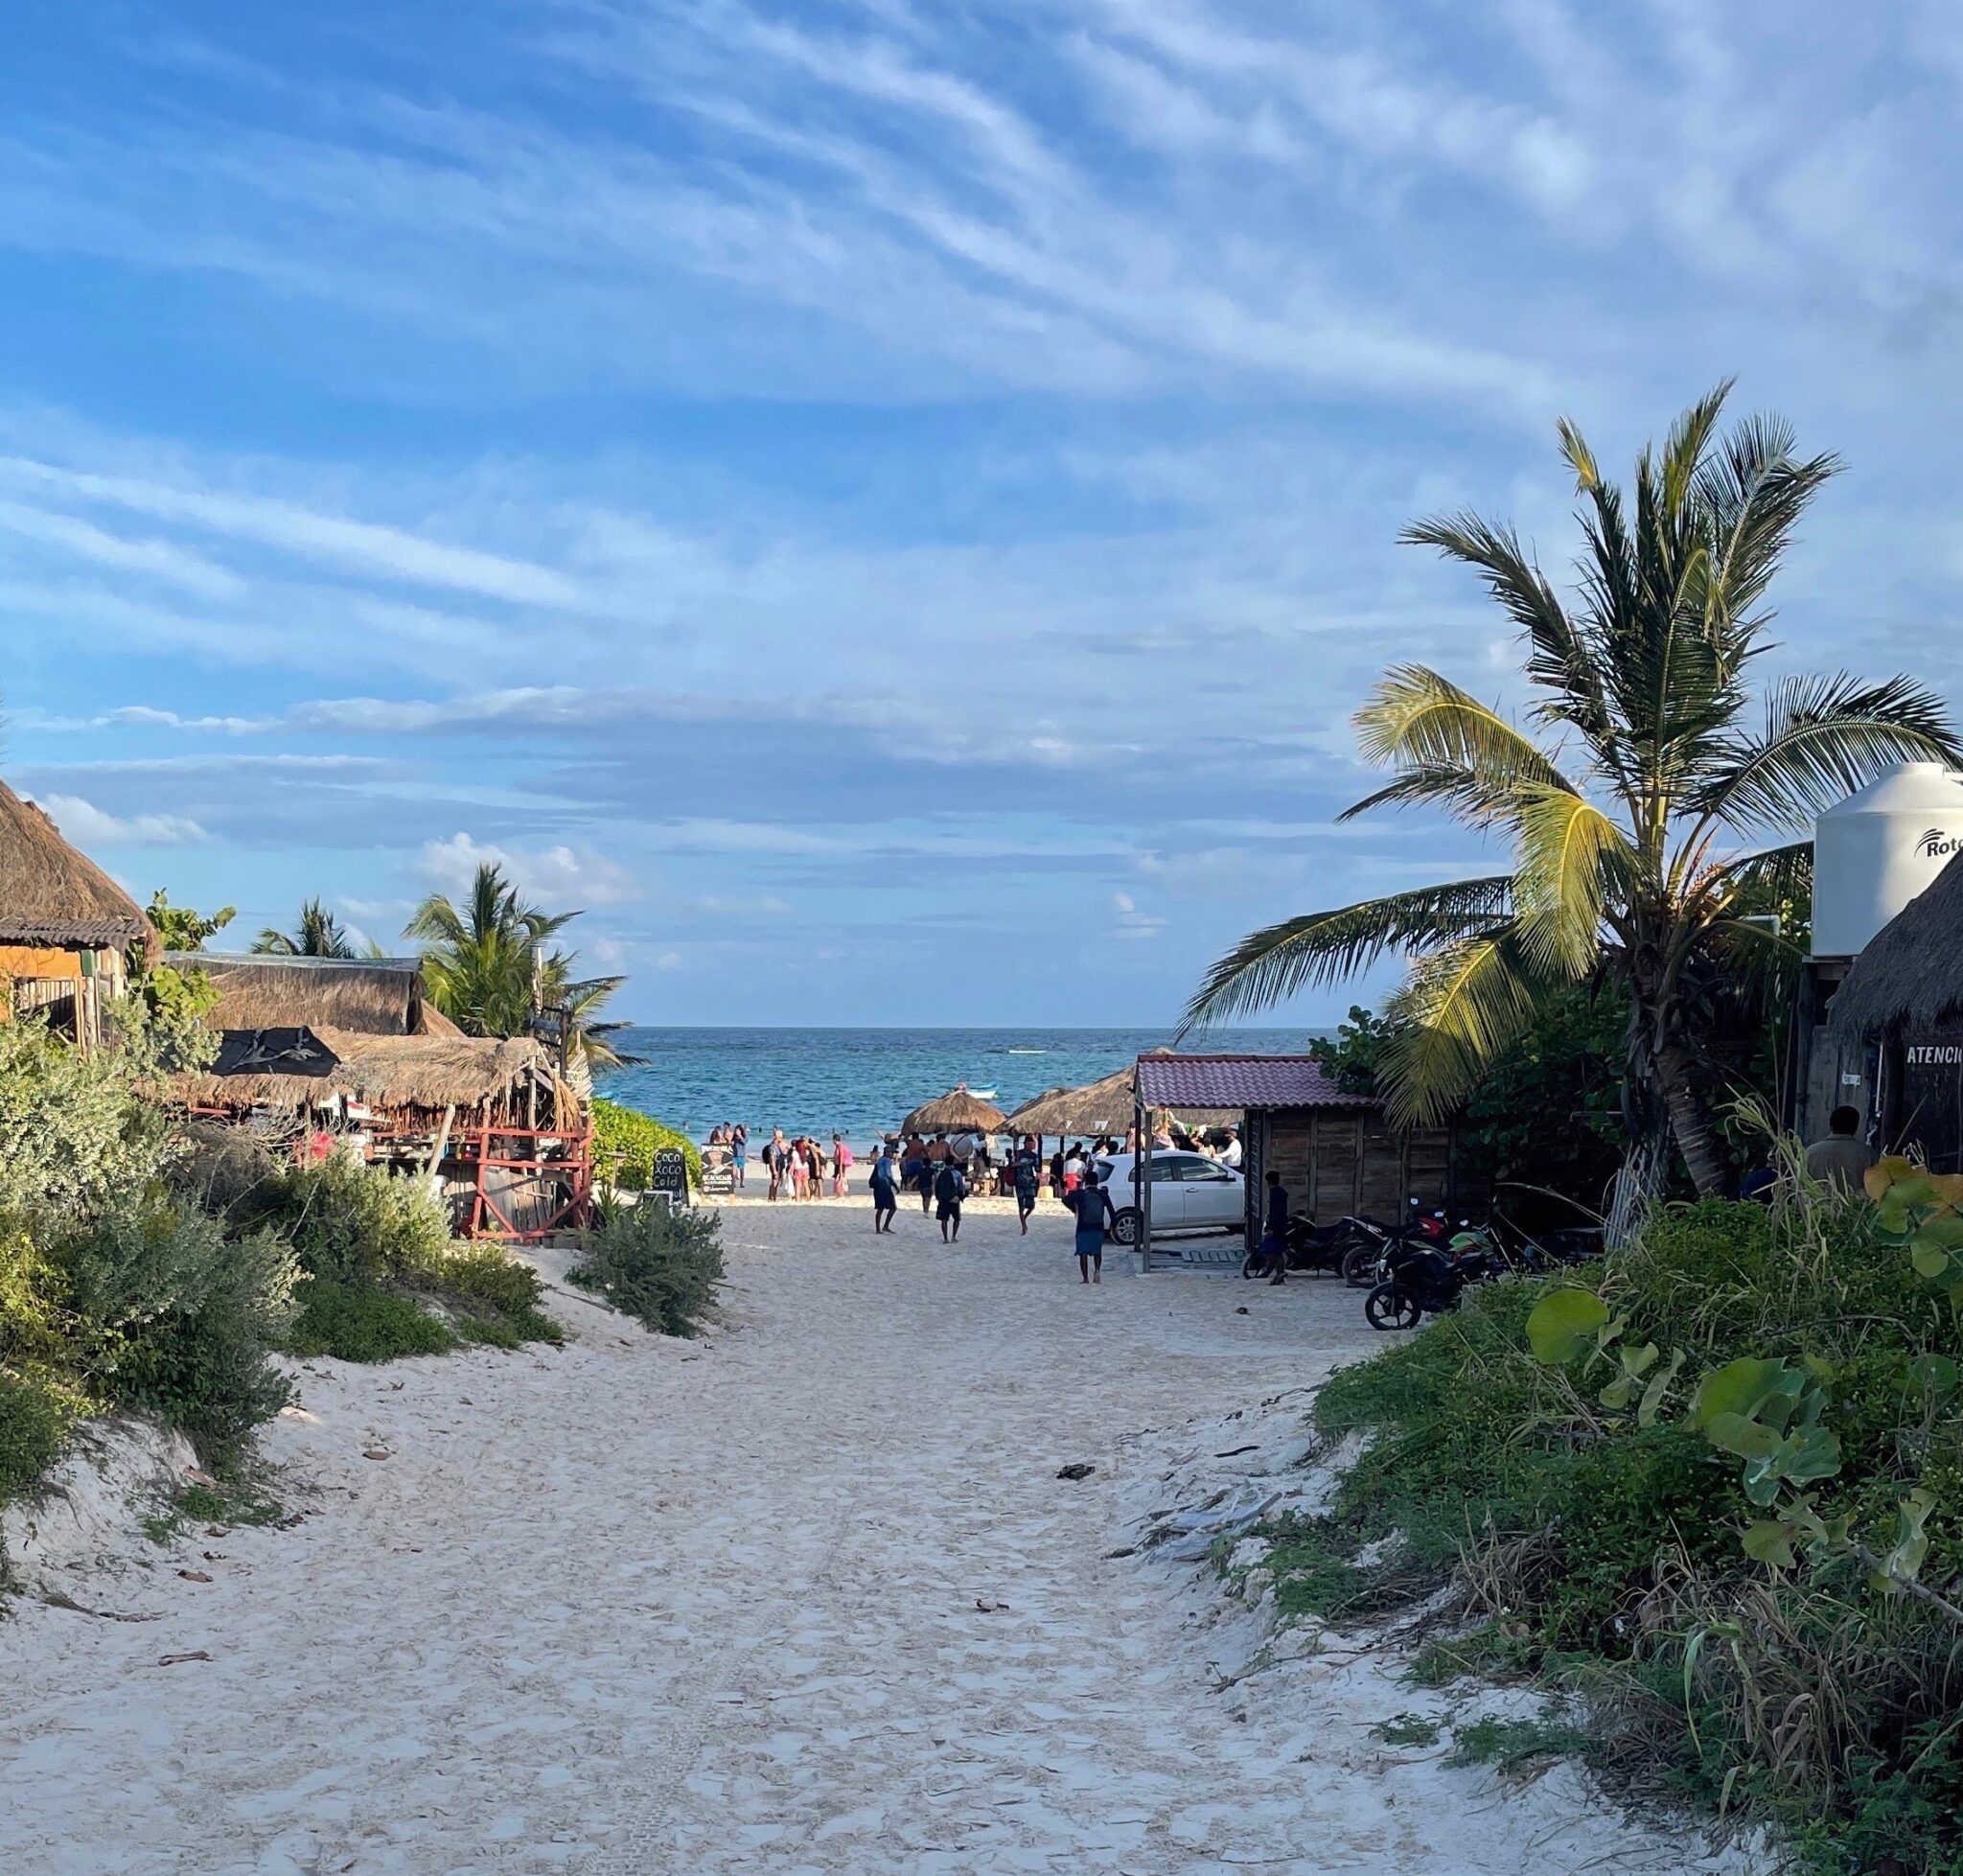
[5,2,1963,1025]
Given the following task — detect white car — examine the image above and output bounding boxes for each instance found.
[1091,1152,1245,1245]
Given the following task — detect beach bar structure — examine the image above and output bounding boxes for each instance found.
[169,953,591,1240]
[1131,1054,1478,1268]
[1822,850,1963,1173]
[0,781,154,1052]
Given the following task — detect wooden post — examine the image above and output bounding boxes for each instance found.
[1138,1092,1152,1273]
[425,1103,456,1202]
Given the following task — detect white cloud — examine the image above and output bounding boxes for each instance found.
[1111,890,1167,940]
[419,831,642,907]
[30,792,207,847]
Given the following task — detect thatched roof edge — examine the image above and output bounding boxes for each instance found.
[0,781,153,950]
[1829,853,1963,1039]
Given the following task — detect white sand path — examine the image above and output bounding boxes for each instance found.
[0,1198,1749,1874]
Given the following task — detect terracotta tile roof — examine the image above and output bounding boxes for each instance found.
[1133,1053,1372,1111]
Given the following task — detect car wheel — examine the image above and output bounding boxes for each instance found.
[1110,1207,1142,1245]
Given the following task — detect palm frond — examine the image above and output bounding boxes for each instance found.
[1352,664,1579,798]
[1397,518,1615,749]
[1691,673,1961,836]
[1178,876,1513,1033]
[1512,786,1631,974]
[1376,932,1543,1126]
[1339,761,1530,830]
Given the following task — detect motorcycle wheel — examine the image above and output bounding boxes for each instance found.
[1342,1241,1381,1288]
[1240,1253,1262,1280]
[1364,1282,1422,1332]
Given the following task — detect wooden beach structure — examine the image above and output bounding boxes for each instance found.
[1130,1054,1481,1269]
[170,953,591,1240]
[1824,852,1963,1173]
[899,1085,1009,1136]
[0,781,154,1052]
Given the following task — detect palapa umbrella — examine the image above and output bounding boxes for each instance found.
[1004,1051,1238,1141]
[899,1084,1010,1136]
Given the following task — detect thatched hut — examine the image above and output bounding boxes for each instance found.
[0,780,154,1050]
[170,953,459,1036]
[899,1086,1010,1136]
[173,1027,589,1239]
[1826,853,1963,1171]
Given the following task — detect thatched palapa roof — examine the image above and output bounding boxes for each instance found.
[173,1027,564,1115]
[900,1086,1010,1135]
[1830,852,1963,1039]
[1003,1050,1239,1137]
[172,953,457,1036]
[0,781,154,950]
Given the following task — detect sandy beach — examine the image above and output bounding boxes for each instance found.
[0,1197,1753,1875]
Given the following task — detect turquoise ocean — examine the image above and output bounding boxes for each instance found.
[596,1027,1319,1147]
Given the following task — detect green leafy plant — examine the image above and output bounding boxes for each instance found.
[591,1099,702,1192]
[567,1201,724,1337]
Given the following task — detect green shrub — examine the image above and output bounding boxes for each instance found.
[1296,1185,1963,1869]
[242,1155,452,1288]
[0,1371,77,1503]
[287,1281,457,1362]
[239,1157,554,1354]
[592,1100,702,1192]
[567,1200,723,1336]
[50,1202,296,1461]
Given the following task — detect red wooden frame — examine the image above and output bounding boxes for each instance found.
[456,1118,594,1241]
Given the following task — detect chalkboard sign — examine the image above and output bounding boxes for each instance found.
[651,1146,689,1206]
[700,1146,736,1196]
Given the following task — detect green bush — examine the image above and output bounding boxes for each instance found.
[592,1100,702,1192]
[1292,1186,1963,1870]
[286,1281,457,1362]
[50,1202,297,1461]
[238,1156,555,1355]
[0,1371,77,1504]
[567,1200,724,1336]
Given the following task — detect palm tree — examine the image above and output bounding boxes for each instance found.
[1184,385,1960,1195]
[405,862,631,1068]
[252,898,357,958]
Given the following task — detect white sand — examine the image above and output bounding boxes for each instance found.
[0,1197,1765,1874]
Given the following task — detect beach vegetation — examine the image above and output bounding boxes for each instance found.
[1273,1163,1963,1870]
[1185,385,1958,1196]
[145,890,236,953]
[567,1199,724,1337]
[592,1097,703,1192]
[225,1155,560,1360]
[407,860,632,1068]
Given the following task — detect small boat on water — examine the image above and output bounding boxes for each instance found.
[969,1087,998,1100]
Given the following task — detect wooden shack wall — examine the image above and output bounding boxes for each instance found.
[1260,1107,1477,1226]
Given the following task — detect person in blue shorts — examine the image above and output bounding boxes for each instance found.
[870,1143,898,1234]
[1072,1167,1114,1285]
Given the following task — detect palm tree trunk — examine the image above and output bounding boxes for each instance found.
[1656,1042,1731,1196]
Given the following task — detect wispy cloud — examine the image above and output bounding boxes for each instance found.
[29,792,206,846]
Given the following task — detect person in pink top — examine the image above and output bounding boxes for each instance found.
[831,1133,852,1197]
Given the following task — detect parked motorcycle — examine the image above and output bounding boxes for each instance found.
[1240,1212,1375,1281]
[1363,1234,1507,1331]
[1341,1203,1451,1287]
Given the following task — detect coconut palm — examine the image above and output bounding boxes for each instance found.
[1184,385,1960,1195]
[405,862,632,1069]
[252,898,357,959]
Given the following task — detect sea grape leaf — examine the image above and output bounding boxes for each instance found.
[1705,1412,1784,1461]
[1910,1242,1952,1282]
[1866,1156,1916,1202]
[1743,1520,1795,1568]
[1525,1288,1609,1366]
[1690,1358,1791,1430]
[1874,1490,1935,1595]
[1599,1374,1635,1410]
[1908,1355,1960,1398]
[1637,1349,1686,1427]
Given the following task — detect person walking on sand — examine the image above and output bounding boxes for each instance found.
[830,1133,852,1197]
[731,1123,748,1190]
[1012,1134,1043,1235]
[1072,1166,1114,1285]
[934,1155,968,1243]
[804,1137,823,1199]
[870,1143,898,1233]
[1259,1167,1289,1285]
[766,1128,788,1200]
[788,1137,810,1200]
[1062,1142,1085,1197]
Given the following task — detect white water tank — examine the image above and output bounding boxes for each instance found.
[1812,761,1963,957]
